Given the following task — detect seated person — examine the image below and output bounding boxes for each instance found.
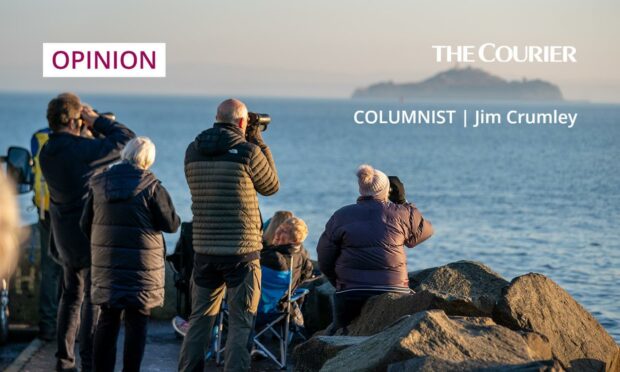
[258,217,314,318]
[262,210,293,246]
[317,164,434,334]
[171,215,314,337]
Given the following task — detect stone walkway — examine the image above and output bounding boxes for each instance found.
[14,320,289,371]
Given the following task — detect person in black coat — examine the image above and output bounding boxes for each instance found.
[80,136,180,372]
[39,93,135,372]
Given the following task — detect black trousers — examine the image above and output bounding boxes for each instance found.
[330,290,413,335]
[93,305,150,372]
[56,267,98,372]
[330,290,378,335]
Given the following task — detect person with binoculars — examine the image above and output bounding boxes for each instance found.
[179,98,279,372]
[318,164,434,335]
[39,93,135,372]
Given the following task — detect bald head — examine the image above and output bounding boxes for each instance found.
[216,98,248,131]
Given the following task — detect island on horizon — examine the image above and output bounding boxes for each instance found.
[352,66,563,102]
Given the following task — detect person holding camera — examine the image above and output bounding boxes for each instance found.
[39,93,135,372]
[179,98,279,372]
[317,164,434,335]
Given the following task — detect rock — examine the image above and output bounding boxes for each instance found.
[344,291,434,336]
[301,280,334,335]
[407,267,436,288]
[608,351,620,372]
[343,262,513,336]
[520,331,553,361]
[321,310,548,372]
[387,357,565,372]
[493,273,620,371]
[408,260,509,316]
[293,335,367,372]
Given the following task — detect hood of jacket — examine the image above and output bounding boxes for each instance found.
[90,162,158,202]
[193,122,246,157]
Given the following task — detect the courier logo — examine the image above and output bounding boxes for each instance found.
[42,43,166,77]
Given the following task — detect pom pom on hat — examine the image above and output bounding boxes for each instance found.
[357,164,375,186]
[357,164,389,199]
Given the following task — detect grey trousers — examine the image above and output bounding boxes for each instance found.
[178,260,261,372]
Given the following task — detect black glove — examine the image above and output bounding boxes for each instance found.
[388,176,406,204]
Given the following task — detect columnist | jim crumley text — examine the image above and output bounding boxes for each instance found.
[353,109,578,128]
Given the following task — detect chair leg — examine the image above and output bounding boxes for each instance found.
[215,310,226,366]
[251,300,313,370]
[282,314,290,368]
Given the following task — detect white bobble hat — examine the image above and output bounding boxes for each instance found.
[357,164,389,199]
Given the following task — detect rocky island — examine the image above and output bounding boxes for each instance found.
[352,67,564,101]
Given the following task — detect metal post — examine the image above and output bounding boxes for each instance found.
[215,294,226,366]
[282,256,294,368]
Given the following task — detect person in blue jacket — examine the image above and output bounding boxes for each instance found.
[258,216,314,316]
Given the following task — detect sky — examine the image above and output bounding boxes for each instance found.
[0,0,619,102]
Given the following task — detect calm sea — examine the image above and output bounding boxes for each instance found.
[1,93,618,340]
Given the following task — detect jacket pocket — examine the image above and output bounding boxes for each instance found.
[244,260,262,314]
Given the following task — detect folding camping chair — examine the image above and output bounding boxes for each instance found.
[213,255,310,369]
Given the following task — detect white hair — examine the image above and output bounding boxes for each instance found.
[121,136,156,170]
[0,173,20,279]
[216,98,248,125]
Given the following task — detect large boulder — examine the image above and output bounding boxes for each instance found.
[493,273,620,371]
[301,280,334,335]
[293,335,368,372]
[387,357,564,372]
[408,260,509,316]
[344,291,435,336]
[321,310,550,372]
[407,266,437,288]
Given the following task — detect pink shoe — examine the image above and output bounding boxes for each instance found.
[172,316,190,337]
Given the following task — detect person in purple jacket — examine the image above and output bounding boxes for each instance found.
[317,164,434,334]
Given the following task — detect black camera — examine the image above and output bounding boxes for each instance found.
[248,112,271,132]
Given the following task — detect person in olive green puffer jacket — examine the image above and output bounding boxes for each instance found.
[179,98,279,372]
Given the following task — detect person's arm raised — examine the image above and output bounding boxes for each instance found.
[404,204,434,248]
[80,106,136,167]
[248,131,279,196]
